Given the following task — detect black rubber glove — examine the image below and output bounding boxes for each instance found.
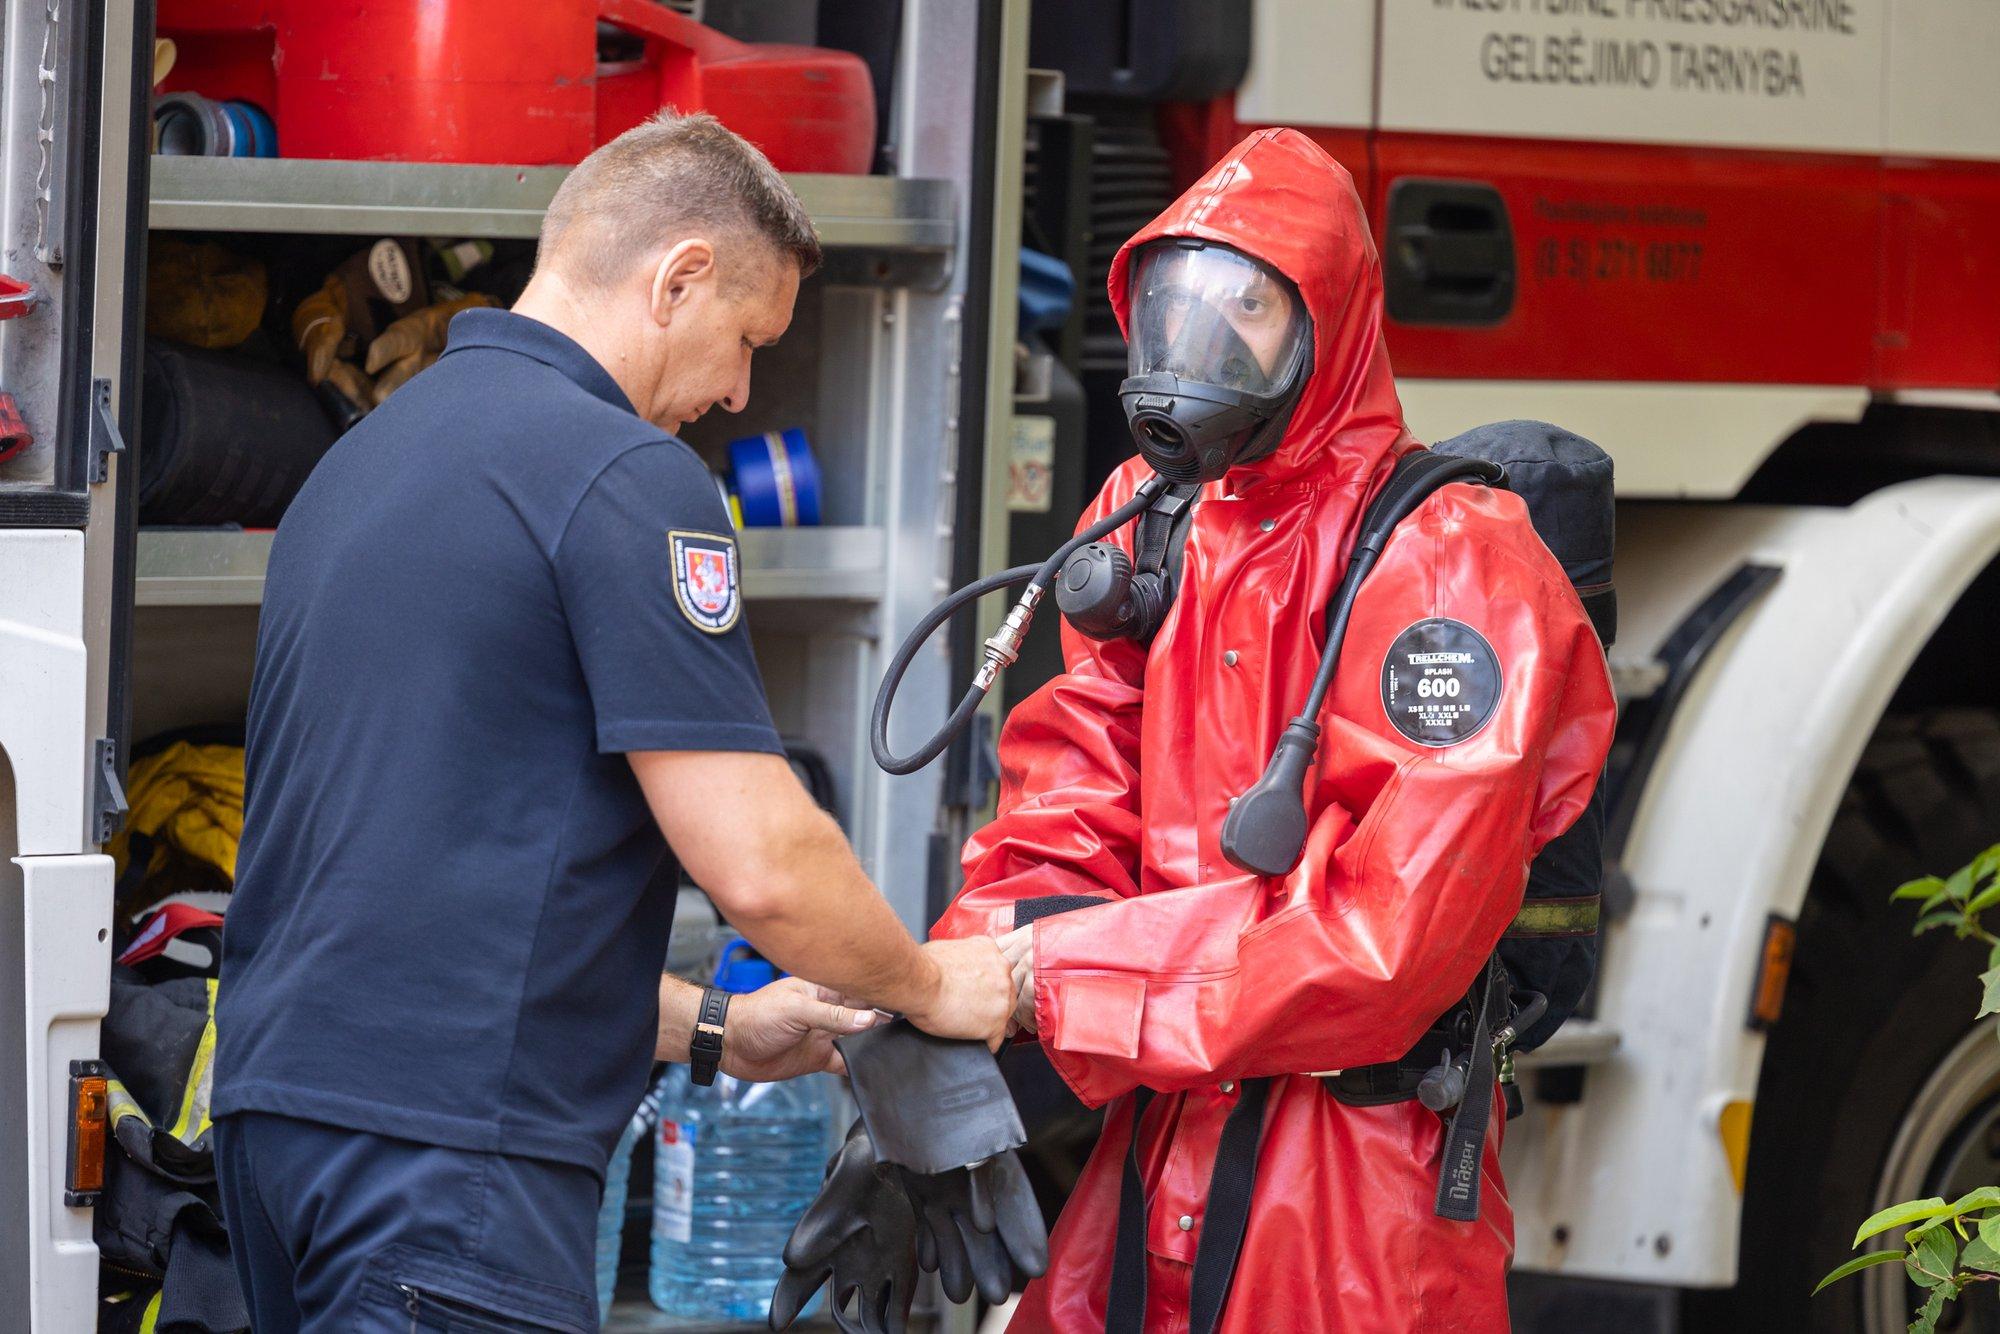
[836,1019,1026,1175]
[896,1150,1049,1306]
[770,1119,920,1334]
[834,1018,1049,1306]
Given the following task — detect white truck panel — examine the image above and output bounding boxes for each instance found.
[1250,0,2000,161]
[1883,0,2000,158]
[16,853,112,1333]
[1506,477,2000,1285]
[1236,0,1374,130]
[0,531,90,854]
[1397,380,1867,497]
[1377,0,1887,153]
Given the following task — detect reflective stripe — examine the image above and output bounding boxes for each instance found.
[764,431,798,526]
[168,979,219,1145]
[139,1290,161,1334]
[107,1078,152,1132]
[1505,896,1600,938]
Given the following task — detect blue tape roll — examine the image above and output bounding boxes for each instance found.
[221,101,278,158]
[727,427,821,527]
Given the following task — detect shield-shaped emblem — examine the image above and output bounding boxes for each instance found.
[669,530,741,633]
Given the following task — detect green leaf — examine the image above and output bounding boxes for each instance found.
[1857,1199,1953,1246]
[1911,1287,1948,1334]
[1914,911,1963,937]
[1965,881,2000,917]
[1814,1248,1910,1294]
[1962,1234,2000,1273]
[1895,876,1949,902]
[1989,939,2000,972]
[1979,1214,2000,1254]
[1906,1215,1955,1247]
[1908,1224,1959,1289]
[1921,889,1956,916]
[1947,864,1978,903]
[1980,968,2000,1021]
[1950,1187,2000,1215]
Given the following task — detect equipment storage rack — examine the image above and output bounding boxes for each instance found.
[0,0,1031,1329]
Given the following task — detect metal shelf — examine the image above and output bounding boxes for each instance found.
[148,156,956,252]
[136,525,886,608]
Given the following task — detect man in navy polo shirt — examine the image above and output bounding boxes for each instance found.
[211,113,1012,1331]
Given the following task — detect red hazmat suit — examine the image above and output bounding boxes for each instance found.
[932,129,1617,1331]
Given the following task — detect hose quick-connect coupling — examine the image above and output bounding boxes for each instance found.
[974,586,1043,691]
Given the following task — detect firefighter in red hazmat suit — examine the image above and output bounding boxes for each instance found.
[930,128,1618,1330]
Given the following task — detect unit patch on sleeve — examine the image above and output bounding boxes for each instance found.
[1380,617,1502,747]
[668,530,742,634]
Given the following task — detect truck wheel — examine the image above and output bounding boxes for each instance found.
[1718,710,2000,1334]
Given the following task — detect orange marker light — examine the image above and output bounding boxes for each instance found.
[67,1068,108,1201]
[1747,914,1797,1031]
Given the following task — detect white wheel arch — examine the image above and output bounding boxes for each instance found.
[1508,476,2000,1287]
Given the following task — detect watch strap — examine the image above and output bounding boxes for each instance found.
[690,987,730,1086]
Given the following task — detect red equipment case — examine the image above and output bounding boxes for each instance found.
[155,0,875,172]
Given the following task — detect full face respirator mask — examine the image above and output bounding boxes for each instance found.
[1055,240,1314,643]
[870,239,1319,774]
[1118,239,1312,486]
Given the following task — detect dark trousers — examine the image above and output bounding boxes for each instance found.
[212,1111,603,1332]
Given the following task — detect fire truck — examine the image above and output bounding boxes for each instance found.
[1015,1,2000,1330]
[5,0,2000,1329]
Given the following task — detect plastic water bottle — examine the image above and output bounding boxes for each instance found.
[595,1110,645,1319]
[650,941,832,1322]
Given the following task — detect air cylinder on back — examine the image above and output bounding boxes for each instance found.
[1429,419,1615,1055]
[1430,419,1616,649]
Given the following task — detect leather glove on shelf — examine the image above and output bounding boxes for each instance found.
[364,293,495,404]
[291,275,352,387]
[896,1149,1047,1306]
[770,1119,919,1334]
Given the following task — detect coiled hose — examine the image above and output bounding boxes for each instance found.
[870,477,1166,775]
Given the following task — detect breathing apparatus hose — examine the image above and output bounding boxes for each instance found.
[871,477,1168,776]
[1220,451,1506,876]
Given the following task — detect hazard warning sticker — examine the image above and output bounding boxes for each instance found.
[669,529,741,634]
[1380,618,1502,748]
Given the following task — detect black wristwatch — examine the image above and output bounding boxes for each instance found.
[689,987,731,1087]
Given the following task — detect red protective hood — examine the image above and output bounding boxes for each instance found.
[1107,128,1415,489]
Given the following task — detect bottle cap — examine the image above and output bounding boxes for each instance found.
[712,937,777,994]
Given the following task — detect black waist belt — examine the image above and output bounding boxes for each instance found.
[1329,955,1509,1223]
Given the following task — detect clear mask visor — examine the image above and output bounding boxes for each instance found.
[1128,243,1308,396]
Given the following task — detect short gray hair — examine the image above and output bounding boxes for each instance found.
[538,111,822,291]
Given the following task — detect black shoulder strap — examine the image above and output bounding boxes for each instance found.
[1106,1079,1273,1334]
[1106,1089,1155,1334]
[1187,1078,1273,1333]
[1354,450,1507,561]
[1134,482,1200,581]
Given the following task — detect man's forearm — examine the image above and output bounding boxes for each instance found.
[628,750,947,1023]
[725,816,939,1014]
[656,975,703,1062]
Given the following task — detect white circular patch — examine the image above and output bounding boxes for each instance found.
[367,239,414,304]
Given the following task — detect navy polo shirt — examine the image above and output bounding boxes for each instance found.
[213,309,783,1173]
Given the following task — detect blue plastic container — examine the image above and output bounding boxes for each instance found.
[1018,247,1076,336]
[649,942,831,1322]
[595,1110,646,1319]
[727,428,822,527]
